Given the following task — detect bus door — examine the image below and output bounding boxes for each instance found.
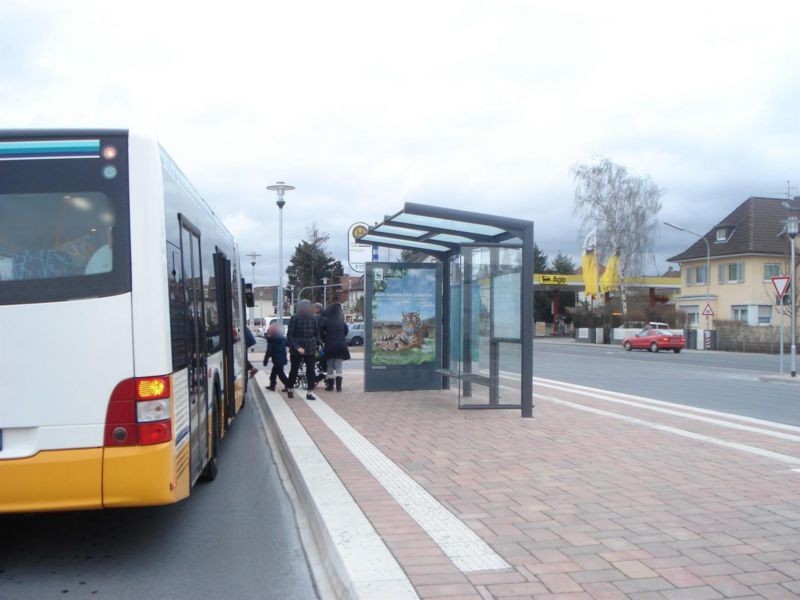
[213,251,236,425]
[180,218,208,482]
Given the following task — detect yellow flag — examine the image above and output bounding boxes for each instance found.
[600,254,620,293]
[582,252,598,299]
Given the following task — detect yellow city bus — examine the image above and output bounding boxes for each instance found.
[0,130,247,512]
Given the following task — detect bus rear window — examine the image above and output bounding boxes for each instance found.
[0,133,131,305]
[0,193,117,280]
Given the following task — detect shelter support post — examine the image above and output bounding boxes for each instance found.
[441,256,451,390]
[489,247,499,405]
[521,222,534,418]
[463,248,473,398]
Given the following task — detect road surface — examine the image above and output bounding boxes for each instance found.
[532,339,800,426]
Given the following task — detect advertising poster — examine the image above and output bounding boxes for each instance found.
[371,266,436,365]
[365,262,441,391]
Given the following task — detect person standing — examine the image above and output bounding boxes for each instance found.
[244,325,258,378]
[319,303,350,392]
[287,299,321,400]
[263,323,291,395]
[312,302,327,384]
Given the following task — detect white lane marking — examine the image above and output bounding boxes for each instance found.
[534,380,800,443]
[534,376,800,435]
[261,389,419,598]
[534,347,772,375]
[306,398,510,573]
[536,393,800,467]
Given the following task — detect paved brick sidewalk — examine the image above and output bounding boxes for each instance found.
[280,379,800,599]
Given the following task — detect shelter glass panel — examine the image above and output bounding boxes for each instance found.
[392,213,506,237]
[457,245,522,408]
[360,235,449,252]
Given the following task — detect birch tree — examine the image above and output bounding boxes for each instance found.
[572,158,662,315]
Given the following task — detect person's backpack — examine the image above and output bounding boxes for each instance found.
[244,326,256,348]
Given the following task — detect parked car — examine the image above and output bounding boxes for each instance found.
[251,317,267,337]
[346,322,365,346]
[622,328,685,353]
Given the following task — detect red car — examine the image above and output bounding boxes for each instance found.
[622,328,685,353]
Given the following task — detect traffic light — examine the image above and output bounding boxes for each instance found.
[244,283,254,307]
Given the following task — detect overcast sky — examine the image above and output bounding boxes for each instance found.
[2,1,798,283]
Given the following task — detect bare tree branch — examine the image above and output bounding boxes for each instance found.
[572,157,662,314]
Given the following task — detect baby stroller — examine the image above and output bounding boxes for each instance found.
[294,359,309,391]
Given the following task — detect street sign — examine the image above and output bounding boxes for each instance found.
[347,222,371,273]
[771,275,791,299]
[702,303,714,317]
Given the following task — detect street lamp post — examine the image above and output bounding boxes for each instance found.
[322,277,329,309]
[664,222,711,342]
[266,182,294,328]
[785,215,798,377]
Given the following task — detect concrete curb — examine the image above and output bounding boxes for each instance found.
[758,374,800,385]
[252,375,418,600]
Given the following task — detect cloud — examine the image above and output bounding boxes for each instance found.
[2,0,799,281]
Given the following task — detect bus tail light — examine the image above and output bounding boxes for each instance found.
[138,421,172,445]
[105,376,172,447]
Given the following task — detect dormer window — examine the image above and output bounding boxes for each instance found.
[716,227,729,242]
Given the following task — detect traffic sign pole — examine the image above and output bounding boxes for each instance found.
[780,305,785,375]
[772,275,791,375]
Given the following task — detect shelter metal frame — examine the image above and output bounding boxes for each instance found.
[358,202,534,418]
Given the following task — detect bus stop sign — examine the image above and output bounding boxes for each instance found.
[772,275,791,299]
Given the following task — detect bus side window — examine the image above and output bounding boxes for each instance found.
[167,244,188,370]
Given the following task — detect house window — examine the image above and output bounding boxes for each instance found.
[680,305,699,326]
[764,263,781,280]
[726,262,744,283]
[686,268,693,286]
[732,305,748,322]
[695,265,708,285]
[716,228,729,242]
[758,305,772,325]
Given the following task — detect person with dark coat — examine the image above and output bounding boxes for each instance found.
[319,303,350,392]
[287,299,321,400]
[263,323,291,394]
[244,326,258,378]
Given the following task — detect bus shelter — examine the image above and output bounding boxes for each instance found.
[358,203,535,418]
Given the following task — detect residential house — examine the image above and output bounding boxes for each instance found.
[250,285,277,323]
[335,274,365,322]
[668,197,799,328]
